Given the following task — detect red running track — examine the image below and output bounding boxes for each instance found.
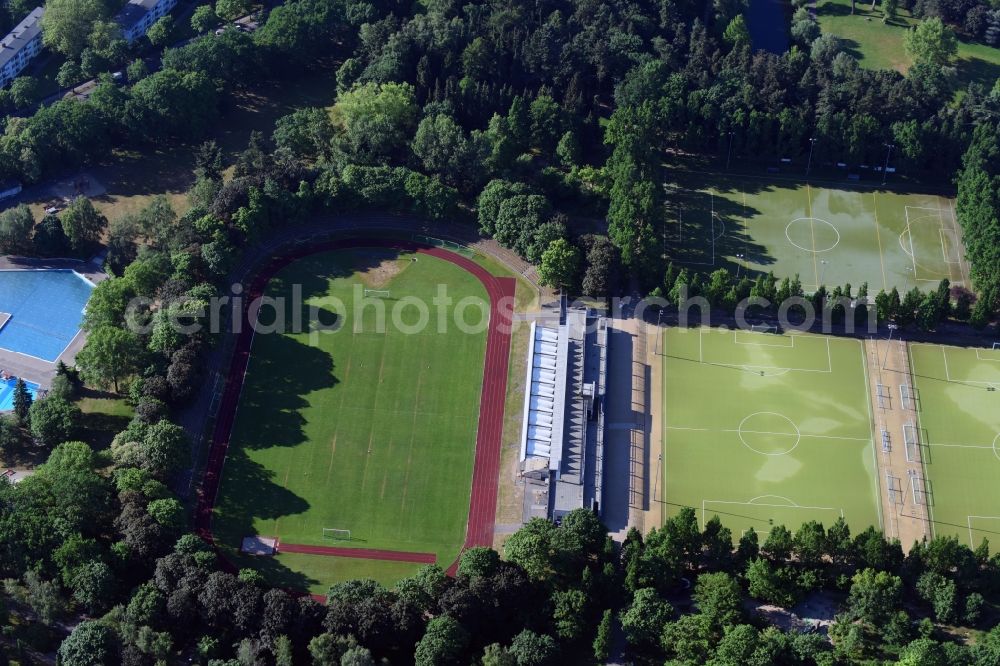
[277,542,437,564]
[194,238,515,581]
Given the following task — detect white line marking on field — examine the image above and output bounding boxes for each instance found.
[967,515,1000,548]
[700,498,844,529]
[664,425,871,442]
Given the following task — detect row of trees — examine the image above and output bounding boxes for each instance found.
[649,264,987,331]
[39,499,1000,664]
[0,197,106,257]
[955,121,1000,328]
[619,507,1000,664]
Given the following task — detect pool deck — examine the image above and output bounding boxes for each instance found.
[0,254,107,284]
[0,253,106,388]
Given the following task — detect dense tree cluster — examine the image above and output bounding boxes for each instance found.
[617,508,1000,664]
[0,0,997,655]
[2,0,997,326]
[955,120,1000,325]
[906,0,1000,46]
[648,262,968,331]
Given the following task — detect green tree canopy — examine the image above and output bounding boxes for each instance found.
[60,197,107,253]
[76,326,144,393]
[29,397,80,448]
[903,18,958,67]
[330,82,418,163]
[41,0,107,57]
[58,621,118,665]
[538,238,581,292]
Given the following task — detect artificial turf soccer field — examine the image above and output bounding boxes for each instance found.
[661,327,882,537]
[212,248,489,591]
[908,343,1000,548]
[664,172,968,294]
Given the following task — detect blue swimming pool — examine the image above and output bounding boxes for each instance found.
[0,270,95,362]
[0,376,38,411]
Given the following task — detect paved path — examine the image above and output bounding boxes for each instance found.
[865,337,930,548]
[602,317,650,540]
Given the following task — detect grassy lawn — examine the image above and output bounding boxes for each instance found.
[662,327,881,538]
[908,343,1000,548]
[14,68,337,225]
[213,249,490,593]
[227,550,424,591]
[78,393,134,450]
[816,0,1000,91]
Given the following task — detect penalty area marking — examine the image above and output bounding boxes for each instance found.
[786,217,841,253]
[940,345,1000,389]
[698,330,833,374]
[967,515,1000,548]
[739,366,792,377]
[901,206,954,282]
[734,330,795,348]
[701,495,844,530]
[675,192,725,266]
[975,348,1000,363]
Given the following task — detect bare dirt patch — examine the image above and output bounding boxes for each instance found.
[749,590,840,635]
[48,173,107,201]
[351,250,410,289]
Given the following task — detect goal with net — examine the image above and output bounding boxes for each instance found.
[900,384,915,411]
[363,289,390,299]
[322,528,352,541]
[903,423,921,463]
[750,324,778,334]
[909,470,929,506]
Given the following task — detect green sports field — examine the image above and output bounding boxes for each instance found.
[212,249,488,593]
[661,327,882,538]
[909,343,1000,548]
[665,172,967,294]
[815,0,1000,93]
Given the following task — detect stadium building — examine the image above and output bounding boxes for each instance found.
[519,305,608,521]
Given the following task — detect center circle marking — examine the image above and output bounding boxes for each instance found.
[738,412,801,456]
[785,217,841,253]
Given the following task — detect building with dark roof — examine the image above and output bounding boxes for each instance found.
[0,7,45,88]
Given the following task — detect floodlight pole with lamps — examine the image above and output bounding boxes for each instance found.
[725,131,735,171]
[882,322,898,369]
[819,259,829,287]
[805,137,817,176]
[736,253,745,278]
[882,143,895,186]
[654,309,664,355]
[653,452,663,502]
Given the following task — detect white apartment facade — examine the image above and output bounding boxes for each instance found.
[115,0,178,44]
[0,7,45,88]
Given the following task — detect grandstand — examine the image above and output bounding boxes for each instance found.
[519,305,609,520]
